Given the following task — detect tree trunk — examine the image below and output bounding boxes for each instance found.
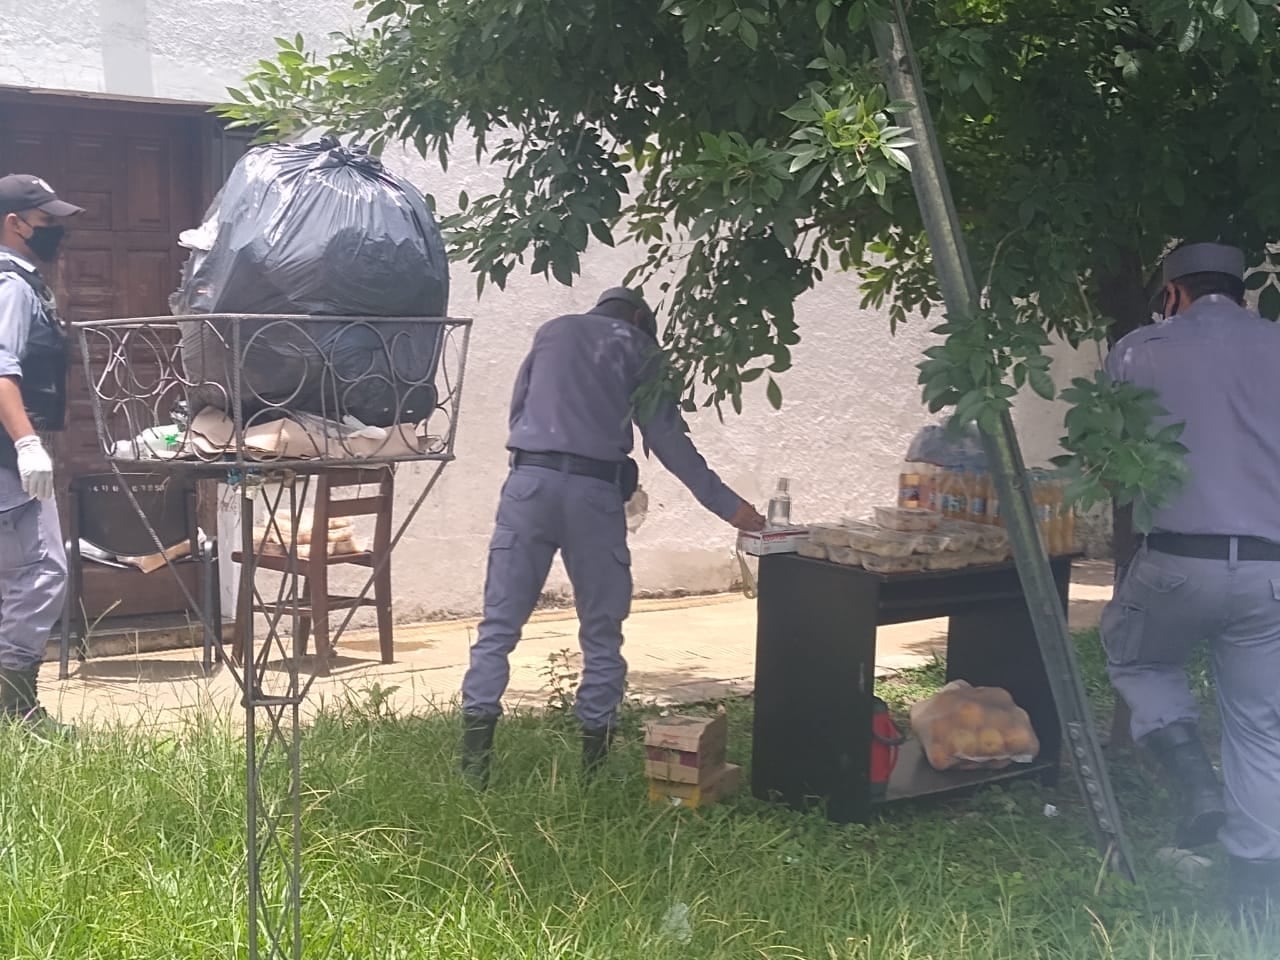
[1095,254,1153,752]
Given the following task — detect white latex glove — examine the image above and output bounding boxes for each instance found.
[14,435,54,501]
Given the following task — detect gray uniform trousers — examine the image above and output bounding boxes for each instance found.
[0,497,66,671]
[462,465,632,730]
[1102,543,1280,862]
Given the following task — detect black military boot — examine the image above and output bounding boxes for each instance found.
[0,667,74,741]
[581,726,615,779]
[1141,721,1226,849]
[460,714,497,790]
[1229,856,1280,929]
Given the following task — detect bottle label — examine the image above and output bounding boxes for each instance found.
[899,475,921,508]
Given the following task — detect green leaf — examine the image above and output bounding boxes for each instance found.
[1028,368,1056,401]
[739,18,759,50]
[1132,498,1155,534]
[766,378,783,410]
[1237,1,1260,42]
[816,0,832,30]
[551,256,574,287]
[952,389,986,427]
[797,165,825,197]
[782,102,820,122]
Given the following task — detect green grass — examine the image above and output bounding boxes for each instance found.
[0,635,1266,958]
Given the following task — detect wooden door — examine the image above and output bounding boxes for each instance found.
[0,101,205,618]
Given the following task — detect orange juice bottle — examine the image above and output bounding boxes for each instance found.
[968,470,991,525]
[898,461,923,509]
[942,466,970,519]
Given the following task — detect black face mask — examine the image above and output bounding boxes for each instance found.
[18,219,66,264]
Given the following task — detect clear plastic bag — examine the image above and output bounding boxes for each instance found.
[906,419,988,471]
[909,680,1040,771]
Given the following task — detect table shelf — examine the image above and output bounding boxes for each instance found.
[881,739,1056,805]
[750,553,1073,824]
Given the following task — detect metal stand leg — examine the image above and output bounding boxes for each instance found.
[239,475,305,960]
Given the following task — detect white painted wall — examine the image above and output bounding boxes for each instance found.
[1,0,1099,619]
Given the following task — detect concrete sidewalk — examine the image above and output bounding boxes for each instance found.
[39,561,1114,729]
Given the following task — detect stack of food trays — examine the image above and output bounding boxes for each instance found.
[798,508,1010,573]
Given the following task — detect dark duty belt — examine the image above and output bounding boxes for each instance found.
[511,450,624,485]
[1147,533,1280,562]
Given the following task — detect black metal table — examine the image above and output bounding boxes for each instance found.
[751,553,1074,823]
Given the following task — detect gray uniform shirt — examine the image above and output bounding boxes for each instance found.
[1106,294,1280,542]
[0,247,42,513]
[506,310,742,521]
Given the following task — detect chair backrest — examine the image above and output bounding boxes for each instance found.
[74,473,194,558]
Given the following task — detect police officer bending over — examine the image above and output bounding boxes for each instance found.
[1103,242,1280,917]
[0,175,81,735]
[461,288,766,786]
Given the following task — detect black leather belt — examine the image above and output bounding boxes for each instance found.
[1147,533,1280,562]
[511,450,624,485]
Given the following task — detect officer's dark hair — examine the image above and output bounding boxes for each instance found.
[1176,271,1246,305]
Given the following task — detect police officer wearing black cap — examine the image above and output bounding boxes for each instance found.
[1103,241,1280,917]
[0,173,82,734]
[459,287,766,787]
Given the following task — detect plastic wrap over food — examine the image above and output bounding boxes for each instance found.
[797,539,829,560]
[909,680,1040,771]
[172,137,451,427]
[906,419,988,471]
[874,506,941,533]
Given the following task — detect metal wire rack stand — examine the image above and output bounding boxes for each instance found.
[76,313,472,960]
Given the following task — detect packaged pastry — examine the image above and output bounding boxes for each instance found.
[842,521,889,552]
[923,550,972,571]
[797,539,829,560]
[940,519,1008,553]
[970,548,1010,566]
[933,521,980,551]
[874,506,942,533]
[856,529,922,558]
[808,523,852,548]
[912,531,961,555]
[827,544,862,566]
[859,552,927,574]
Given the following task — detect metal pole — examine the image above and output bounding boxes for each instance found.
[871,1,1137,879]
[241,479,260,960]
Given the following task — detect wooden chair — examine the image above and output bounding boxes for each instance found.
[231,466,394,675]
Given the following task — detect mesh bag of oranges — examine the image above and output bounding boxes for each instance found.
[908,680,1040,771]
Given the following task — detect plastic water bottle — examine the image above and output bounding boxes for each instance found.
[766,477,793,527]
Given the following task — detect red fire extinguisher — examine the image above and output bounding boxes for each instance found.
[870,696,906,802]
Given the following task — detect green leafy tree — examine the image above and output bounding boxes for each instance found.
[220,0,1278,524]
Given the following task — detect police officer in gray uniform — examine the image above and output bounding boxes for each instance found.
[1102,242,1280,915]
[0,174,82,734]
[461,288,766,786]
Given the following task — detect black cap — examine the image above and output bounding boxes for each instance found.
[1148,242,1248,315]
[0,174,84,218]
[1163,242,1246,283]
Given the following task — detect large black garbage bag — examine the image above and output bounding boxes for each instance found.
[172,137,450,427]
